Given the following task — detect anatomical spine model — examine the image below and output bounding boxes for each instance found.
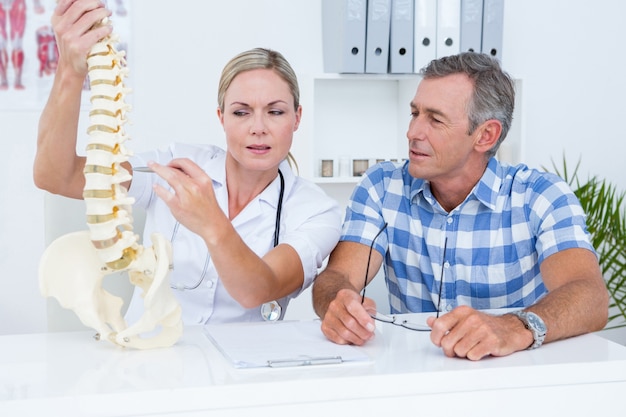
[38,16,182,349]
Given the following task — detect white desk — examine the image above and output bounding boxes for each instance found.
[2,313,626,416]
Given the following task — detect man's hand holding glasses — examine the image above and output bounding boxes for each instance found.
[317,222,442,345]
[360,223,444,333]
[316,223,388,346]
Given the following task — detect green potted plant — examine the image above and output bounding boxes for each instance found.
[548,157,626,331]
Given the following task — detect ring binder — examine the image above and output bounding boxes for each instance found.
[481,0,504,60]
[460,0,484,53]
[389,0,415,74]
[413,0,437,72]
[437,0,462,58]
[322,0,368,73]
[365,0,392,74]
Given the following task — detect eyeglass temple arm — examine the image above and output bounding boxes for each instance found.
[361,223,388,304]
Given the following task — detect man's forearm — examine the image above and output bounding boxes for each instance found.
[529,278,608,343]
[312,270,357,319]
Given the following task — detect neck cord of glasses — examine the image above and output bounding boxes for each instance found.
[436,237,448,319]
[171,169,284,291]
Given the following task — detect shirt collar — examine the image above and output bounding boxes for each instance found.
[262,160,294,210]
[203,152,293,210]
[472,157,504,211]
[203,149,227,189]
[408,157,504,211]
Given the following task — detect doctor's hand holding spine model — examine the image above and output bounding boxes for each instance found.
[312,52,608,361]
[34,0,342,325]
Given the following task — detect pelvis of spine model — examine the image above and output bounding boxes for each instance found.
[38,25,182,349]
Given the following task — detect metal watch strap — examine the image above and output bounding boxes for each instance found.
[512,310,547,350]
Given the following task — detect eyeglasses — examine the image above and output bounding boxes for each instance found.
[360,223,448,332]
[370,311,431,331]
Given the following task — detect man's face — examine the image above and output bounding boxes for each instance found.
[406,73,478,185]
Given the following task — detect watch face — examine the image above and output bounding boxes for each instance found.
[527,313,547,333]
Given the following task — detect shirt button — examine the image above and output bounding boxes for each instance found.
[206,280,214,288]
[447,217,453,224]
[446,304,453,312]
[444,261,450,269]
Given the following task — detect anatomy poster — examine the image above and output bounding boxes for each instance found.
[0,0,130,110]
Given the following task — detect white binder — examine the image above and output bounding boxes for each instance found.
[460,0,484,53]
[481,0,504,60]
[389,0,414,73]
[365,0,392,74]
[322,0,368,73]
[436,0,461,58]
[413,0,437,72]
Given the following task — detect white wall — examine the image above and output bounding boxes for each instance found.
[1,0,625,334]
[503,0,626,183]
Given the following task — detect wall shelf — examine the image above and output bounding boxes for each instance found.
[312,176,362,184]
[299,74,420,181]
[297,74,523,184]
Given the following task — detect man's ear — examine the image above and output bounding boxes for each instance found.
[474,119,502,153]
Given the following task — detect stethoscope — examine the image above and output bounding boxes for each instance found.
[169,170,285,321]
[261,169,285,321]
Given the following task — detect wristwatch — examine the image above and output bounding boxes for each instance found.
[512,310,547,350]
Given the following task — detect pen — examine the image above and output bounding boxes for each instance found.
[133,166,187,174]
[133,166,154,173]
[267,356,343,368]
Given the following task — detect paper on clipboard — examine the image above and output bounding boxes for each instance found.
[203,320,371,369]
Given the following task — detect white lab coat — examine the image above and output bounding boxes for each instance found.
[124,143,342,325]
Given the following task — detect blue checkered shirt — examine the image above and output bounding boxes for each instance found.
[342,158,595,314]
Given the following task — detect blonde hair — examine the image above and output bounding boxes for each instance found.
[218,48,300,171]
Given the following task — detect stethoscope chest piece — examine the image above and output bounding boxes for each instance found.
[261,300,282,321]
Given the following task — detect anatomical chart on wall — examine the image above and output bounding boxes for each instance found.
[0,0,130,110]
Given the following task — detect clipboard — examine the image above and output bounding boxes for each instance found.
[203,320,371,369]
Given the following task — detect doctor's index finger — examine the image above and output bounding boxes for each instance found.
[165,158,208,178]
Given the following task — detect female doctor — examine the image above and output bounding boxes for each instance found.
[34,0,342,325]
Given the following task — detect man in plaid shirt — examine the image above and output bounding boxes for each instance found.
[313,52,608,360]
